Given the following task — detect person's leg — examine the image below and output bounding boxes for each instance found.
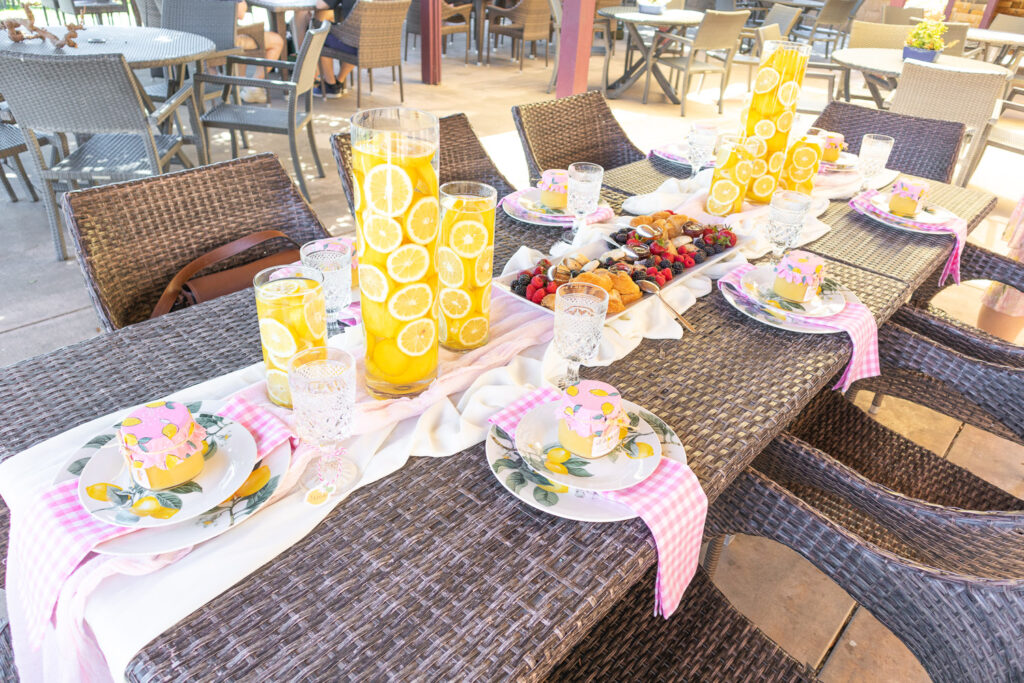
[263,31,285,77]
[978,300,1024,343]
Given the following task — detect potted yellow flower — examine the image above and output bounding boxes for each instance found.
[903,20,947,63]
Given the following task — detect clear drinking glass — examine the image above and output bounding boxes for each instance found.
[350,107,440,399]
[300,238,353,338]
[766,190,812,262]
[563,162,604,244]
[858,134,895,189]
[553,282,609,388]
[289,346,360,501]
[438,181,497,351]
[686,123,718,179]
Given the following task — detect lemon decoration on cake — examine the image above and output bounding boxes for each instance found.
[556,380,629,459]
[773,250,827,304]
[889,178,928,218]
[118,401,208,491]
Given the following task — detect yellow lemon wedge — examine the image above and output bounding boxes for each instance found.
[440,287,472,320]
[388,283,434,321]
[405,195,439,245]
[474,246,494,288]
[361,214,404,254]
[397,318,437,357]
[458,316,488,347]
[437,246,465,288]
[363,163,414,217]
[386,244,431,283]
[259,318,298,359]
[449,220,488,258]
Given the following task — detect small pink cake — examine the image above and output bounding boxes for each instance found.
[773,250,827,304]
[557,380,629,459]
[822,132,845,162]
[118,401,208,490]
[538,169,568,210]
[889,178,928,218]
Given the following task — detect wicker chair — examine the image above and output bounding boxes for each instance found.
[963,98,1024,183]
[485,0,553,70]
[545,566,816,681]
[889,60,1007,186]
[707,430,1024,683]
[791,0,864,57]
[739,2,801,42]
[811,102,965,183]
[61,153,329,331]
[0,123,39,202]
[330,113,515,216]
[404,0,472,63]
[195,21,329,201]
[323,0,411,108]
[0,52,204,261]
[649,10,750,115]
[511,91,645,186]
[881,5,918,24]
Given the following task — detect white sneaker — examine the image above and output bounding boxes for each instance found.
[240,86,268,104]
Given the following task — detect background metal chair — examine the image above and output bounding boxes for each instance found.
[739,2,801,44]
[322,0,411,107]
[404,0,472,63]
[511,90,645,185]
[0,52,203,260]
[812,101,965,183]
[485,0,553,70]
[62,153,329,331]
[881,5,919,24]
[195,21,329,201]
[791,0,864,57]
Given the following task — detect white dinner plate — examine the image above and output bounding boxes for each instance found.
[866,193,958,231]
[486,401,686,522]
[501,187,610,227]
[513,401,662,492]
[720,280,850,334]
[818,151,859,172]
[740,264,846,318]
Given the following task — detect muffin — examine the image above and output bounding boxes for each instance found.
[118,401,209,490]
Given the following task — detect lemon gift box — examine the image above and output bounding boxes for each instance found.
[118,401,208,490]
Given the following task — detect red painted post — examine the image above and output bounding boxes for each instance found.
[555,0,597,98]
[421,0,442,85]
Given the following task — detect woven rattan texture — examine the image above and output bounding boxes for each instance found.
[602,155,692,196]
[893,304,1024,368]
[63,153,329,331]
[0,26,216,69]
[545,567,816,682]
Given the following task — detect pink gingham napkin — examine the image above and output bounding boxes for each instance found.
[488,388,708,618]
[501,189,615,226]
[718,263,879,391]
[849,189,967,286]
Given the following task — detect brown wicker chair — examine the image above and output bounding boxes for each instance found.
[484,0,552,70]
[511,91,645,185]
[546,566,816,681]
[322,0,411,108]
[707,430,1024,683]
[811,102,965,183]
[404,0,473,64]
[61,153,329,331]
[330,113,516,216]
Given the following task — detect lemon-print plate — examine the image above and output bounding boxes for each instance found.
[740,265,846,319]
[513,401,662,492]
[73,402,258,528]
[486,402,685,522]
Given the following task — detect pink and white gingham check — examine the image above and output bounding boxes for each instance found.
[718,264,880,392]
[500,189,615,226]
[218,393,297,458]
[488,388,708,618]
[849,189,967,286]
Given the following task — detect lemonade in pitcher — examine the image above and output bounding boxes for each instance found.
[350,108,440,399]
[253,265,327,408]
[437,181,496,351]
[705,135,755,216]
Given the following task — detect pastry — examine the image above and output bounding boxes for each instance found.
[557,380,628,459]
[538,169,568,210]
[773,250,827,304]
[118,401,209,490]
[889,178,928,218]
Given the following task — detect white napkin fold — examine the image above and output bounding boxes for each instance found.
[621,170,713,216]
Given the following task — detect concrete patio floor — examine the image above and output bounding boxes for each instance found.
[1,23,1022,680]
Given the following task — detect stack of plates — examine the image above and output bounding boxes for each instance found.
[501,188,610,227]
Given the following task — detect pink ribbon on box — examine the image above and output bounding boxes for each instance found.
[489,388,708,619]
[500,189,615,226]
[718,263,880,392]
[849,189,967,286]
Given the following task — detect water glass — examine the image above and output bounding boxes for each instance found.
[686,123,718,179]
[553,282,609,388]
[858,134,895,189]
[300,238,353,338]
[766,190,812,261]
[289,346,360,501]
[563,162,604,244]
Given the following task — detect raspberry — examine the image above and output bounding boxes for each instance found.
[683,256,696,268]
[531,275,545,288]
[626,238,640,246]
[525,285,536,299]
[655,274,666,287]
[660,267,672,279]
[530,289,546,304]
[546,281,558,294]
[646,266,658,276]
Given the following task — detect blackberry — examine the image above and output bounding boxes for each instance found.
[570,270,580,278]
[630,270,642,280]
[713,244,725,254]
[692,250,707,264]
[516,273,532,287]
[613,232,628,244]
[671,262,684,274]
[511,283,526,296]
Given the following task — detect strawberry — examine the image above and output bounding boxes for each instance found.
[664,209,674,215]
[519,270,533,279]
[650,243,663,254]
[546,281,558,294]
[646,266,659,276]
[531,275,546,288]
[721,231,737,247]
[538,258,552,268]
[525,285,536,299]
[653,255,662,265]
[530,289,546,304]
[655,274,666,287]
[626,238,640,247]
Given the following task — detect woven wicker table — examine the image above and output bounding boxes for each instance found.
[0,161,996,680]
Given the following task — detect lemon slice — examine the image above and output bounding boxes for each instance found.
[361,214,403,254]
[753,67,781,94]
[363,163,414,217]
[386,244,430,283]
[753,119,776,140]
[473,246,493,287]
[733,160,753,185]
[743,136,767,160]
[257,280,300,300]
[352,172,362,211]
[750,158,768,179]
[266,368,291,405]
[437,246,464,288]
[709,179,741,206]
[459,316,488,347]
[397,318,436,357]
[388,283,433,321]
[791,146,819,170]
[787,165,815,183]
[768,151,786,174]
[480,281,492,315]
[777,81,800,108]
[776,110,794,134]
[304,297,327,338]
[449,220,488,258]
[405,196,439,245]
[440,287,472,319]
[705,196,732,217]
[751,174,777,198]
[358,264,389,303]
[259,318,297,358]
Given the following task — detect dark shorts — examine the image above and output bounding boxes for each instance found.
[324,33,357,55]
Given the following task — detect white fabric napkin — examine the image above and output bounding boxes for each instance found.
[621,170,713,216]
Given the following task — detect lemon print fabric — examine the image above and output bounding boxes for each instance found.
[352,134,441,394]
[437,192,495,351]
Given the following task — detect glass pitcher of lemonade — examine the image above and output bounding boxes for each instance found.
[254,265,327,408]
[350,108,440,399]
[438,181,496,351]
[705,135,754,216]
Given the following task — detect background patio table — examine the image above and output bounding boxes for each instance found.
[0,157,996,680]
[0,25,216,70]
[967,26,1024,50]
[247,0,318,41]
[597,6,705,104]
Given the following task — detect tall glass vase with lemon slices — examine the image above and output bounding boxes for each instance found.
[437,181,496,351]
[778,134,825,195]
[253,265,327,408]
[705,134,755,217]
[740,40,811,205]
[350,108,440,399]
